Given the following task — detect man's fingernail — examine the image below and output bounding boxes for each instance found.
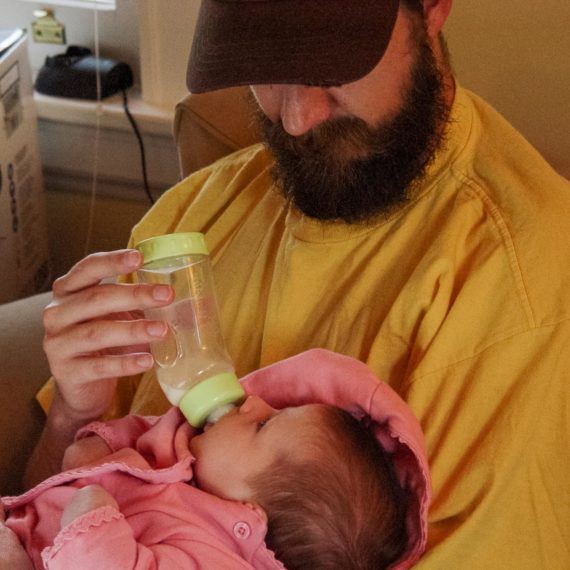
[124,250,141,268]
[153,285,171,301]
[147,322,167,337]
[136,354,154,368]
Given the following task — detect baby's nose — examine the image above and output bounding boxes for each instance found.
[239,395,260,414]
[239,395,275,416]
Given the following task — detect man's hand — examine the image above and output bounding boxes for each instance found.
[0,508,34,570]
[25,249,173,489]
[43,249,173,422]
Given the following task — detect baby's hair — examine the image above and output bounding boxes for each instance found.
[248,405,408,569]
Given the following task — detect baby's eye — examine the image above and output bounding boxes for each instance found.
[256,420,267,432]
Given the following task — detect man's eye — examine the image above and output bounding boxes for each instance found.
[256,420,267,432]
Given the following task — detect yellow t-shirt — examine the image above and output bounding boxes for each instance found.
[40,87,570,567]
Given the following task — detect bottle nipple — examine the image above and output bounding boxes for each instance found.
[205,403,238,425]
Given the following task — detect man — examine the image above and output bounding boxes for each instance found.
[27,0,570,568]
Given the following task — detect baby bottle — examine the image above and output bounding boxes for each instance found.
[135,232,244,427]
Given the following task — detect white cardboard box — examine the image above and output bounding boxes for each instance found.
[0,29,50,303]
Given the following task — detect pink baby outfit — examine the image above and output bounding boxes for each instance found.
[2,349,430,569]
[4,408,282,569]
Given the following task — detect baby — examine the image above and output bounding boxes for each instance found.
[2,349,430,569]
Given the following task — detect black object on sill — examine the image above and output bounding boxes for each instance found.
[35,45,133,100]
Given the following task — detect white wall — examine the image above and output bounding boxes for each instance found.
[137,0,199,109]
[0,0,141,84]
[445,1,570,178]
[0,0,199,110]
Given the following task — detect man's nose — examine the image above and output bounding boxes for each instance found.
[279,85,333,136]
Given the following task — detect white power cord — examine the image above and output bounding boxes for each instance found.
[84,3,102,256]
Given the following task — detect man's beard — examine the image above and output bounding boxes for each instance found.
[252,29,449,223]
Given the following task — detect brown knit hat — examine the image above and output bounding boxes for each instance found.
[187,0,400,93]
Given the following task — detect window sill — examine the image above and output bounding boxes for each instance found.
[34,89,181,198]
[33,89,175,137]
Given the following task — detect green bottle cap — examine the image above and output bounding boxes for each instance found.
[179,372,245,427]
[136,232,209,265]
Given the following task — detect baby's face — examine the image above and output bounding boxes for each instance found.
[189,396,324,502]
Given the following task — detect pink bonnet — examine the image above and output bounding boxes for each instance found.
[241,348,431,570]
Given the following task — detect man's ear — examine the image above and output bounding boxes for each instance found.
[422,0,453,39]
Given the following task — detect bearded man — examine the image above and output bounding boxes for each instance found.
[26,1,570,568]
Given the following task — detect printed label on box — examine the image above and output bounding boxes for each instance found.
[1,63,23,139]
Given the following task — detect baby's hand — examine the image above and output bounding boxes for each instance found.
[61,484,119,528]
